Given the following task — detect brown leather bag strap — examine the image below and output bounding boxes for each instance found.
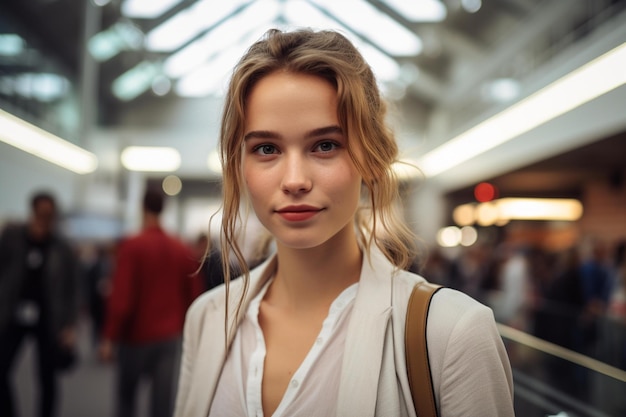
[405,282,443,417]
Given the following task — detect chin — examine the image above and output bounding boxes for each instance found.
[274,232,330,251]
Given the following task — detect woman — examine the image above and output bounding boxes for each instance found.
[175,29,514,417]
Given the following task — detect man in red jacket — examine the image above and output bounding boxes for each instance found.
[99,188,204,417]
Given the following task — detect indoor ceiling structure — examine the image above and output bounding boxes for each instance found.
[1,0,625,201]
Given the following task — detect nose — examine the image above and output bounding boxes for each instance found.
[280,154,312,195]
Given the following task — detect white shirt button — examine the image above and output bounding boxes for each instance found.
[291,379,299,388]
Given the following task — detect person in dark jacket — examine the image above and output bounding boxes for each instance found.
[0,191,80,417]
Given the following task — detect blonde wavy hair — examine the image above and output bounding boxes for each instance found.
[218,28,416,323]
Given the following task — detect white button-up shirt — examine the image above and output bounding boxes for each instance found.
[209,280,358,417]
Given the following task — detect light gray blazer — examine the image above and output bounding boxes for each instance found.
[174,247,515,417]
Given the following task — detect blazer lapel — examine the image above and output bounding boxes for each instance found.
[183,256,277,417]
[336,248,395,417]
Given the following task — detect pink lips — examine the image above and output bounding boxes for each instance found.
[275,205,322,222]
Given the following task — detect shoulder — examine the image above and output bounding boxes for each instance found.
[391,268,493,327]
[428,287,496,341]
[393,269,501,364]
[0,222,25,239]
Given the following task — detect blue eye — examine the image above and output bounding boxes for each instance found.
[315,141,338,153]
[254,144,277,155]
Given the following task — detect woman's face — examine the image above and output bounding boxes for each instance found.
[242,71,362,250]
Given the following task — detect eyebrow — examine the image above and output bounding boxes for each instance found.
[244,125,343,141]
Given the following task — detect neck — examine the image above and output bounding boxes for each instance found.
[143,213,160,229]
[266,225,362,313]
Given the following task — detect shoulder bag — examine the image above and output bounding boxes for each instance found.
[405,282,443,417]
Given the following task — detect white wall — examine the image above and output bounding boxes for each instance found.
[0,141,79,223]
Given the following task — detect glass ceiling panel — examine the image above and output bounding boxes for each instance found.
[127,0,412,99]
[309,0,422,56]
[176,29,266,97]
[145,0,251,52]
[122,0,184,19]
[164,0,280,78]
[283,1,400,81]
[380,0,447,22]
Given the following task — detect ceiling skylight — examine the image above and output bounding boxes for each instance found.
[381,0,447,22]
[145,0,251,52]
[310,0,423,56]
[176,31,263,97]
[121,0,184,19]
[283,1,400,81]
[164,0,280,79]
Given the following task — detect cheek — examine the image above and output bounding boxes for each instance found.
[243,164,265,203]
[325,164,362,203]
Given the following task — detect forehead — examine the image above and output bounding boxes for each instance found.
[244,71,339,132]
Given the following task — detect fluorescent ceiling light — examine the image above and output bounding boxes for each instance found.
[453,198,583,226]
[122,0,183,19]
[381,0,447,22]
[496,198,583,221]
[112,61,161,101]
[0,109,98,174]
[13,73,70,102]
[121,146,181,172]
[0,34,25,56]
[418,41,626,177]
[165,0,279,79]
[310,0,422,56]
[145,0,250,52]
[88,21,143,62]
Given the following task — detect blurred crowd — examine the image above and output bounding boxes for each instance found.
[421,236,626,404]
[2,189,624,416]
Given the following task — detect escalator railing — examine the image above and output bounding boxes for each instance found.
[499,319,626,417]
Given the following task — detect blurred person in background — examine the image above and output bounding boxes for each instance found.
[592,239,626,417]
[579,240,614,356]
[199,230,273,292]
[0,191,80,417]
[533,247,585,395]
[447,244,490,299]
[197,233,228,291]
[99,188,204,417]
[486,243,534,330]
[608,240,626,321]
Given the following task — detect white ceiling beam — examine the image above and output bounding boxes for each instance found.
[439,0,576,106]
